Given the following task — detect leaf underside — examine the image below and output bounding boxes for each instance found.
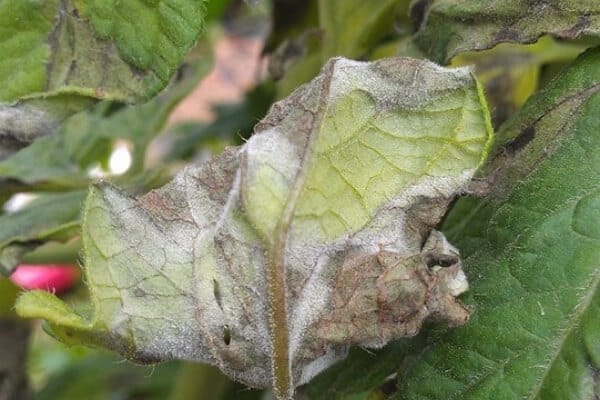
[17,57,493,398]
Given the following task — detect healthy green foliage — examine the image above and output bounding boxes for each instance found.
[32,351,180,400]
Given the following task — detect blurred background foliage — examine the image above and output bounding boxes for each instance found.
[1,0,598,399]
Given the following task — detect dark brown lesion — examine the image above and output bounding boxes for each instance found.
[557,13,592,39]
[193,147,240,204]
[307,230,470,347]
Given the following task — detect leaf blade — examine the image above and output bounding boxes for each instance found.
[17,57,493,397]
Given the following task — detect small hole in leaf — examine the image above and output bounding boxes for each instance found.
[425,254,457,269]
[223,326,231,346]
[378,376,398,395]
[213,279,223,311]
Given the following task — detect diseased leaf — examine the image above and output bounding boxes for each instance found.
[389,47,600,400]
[17,57,493,398]
[0,0,207,103]
[0,191,85,276]
[0,0,207,151]
[0,96,96,161]
[412,0,600,63]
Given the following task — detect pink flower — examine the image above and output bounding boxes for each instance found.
[11,265,79,293]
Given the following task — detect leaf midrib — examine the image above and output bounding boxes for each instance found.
[267,64,335,399]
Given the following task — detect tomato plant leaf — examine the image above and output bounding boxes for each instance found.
[0,61,206,274]
[0,0,207,152]
[390,47,600,400]
[34,355,179,400]
[16,57,493,398]
[0,0,207,103]
[412,0,600,64]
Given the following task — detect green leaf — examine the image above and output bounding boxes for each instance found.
[17,57,492,399]
[412,0,600,63]
[0,60,209,193]
[0,191,85,276]
[0,0,207,151]
[35,354,179,400]
[389,47,600,400]
[0,0,207,103]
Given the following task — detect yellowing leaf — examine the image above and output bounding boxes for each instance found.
[17,57,493,399]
